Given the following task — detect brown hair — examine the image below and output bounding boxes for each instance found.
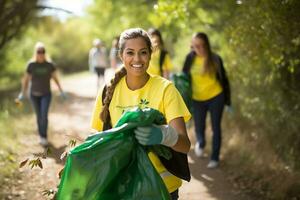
[100,67,127,123]
[193,32,217,74]
[100,28,152,124]
[148,28,164,49]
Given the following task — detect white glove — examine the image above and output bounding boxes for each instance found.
[134,124,179,147]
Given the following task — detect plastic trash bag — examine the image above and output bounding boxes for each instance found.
[171,73,192,112]
[56,107,170,200]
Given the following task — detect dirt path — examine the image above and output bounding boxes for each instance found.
[5,72,252,200]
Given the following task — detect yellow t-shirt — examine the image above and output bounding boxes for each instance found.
[191,56,223,101]
[91,75,191,193]
[147,49,172,76]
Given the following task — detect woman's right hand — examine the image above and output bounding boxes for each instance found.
[17,93,24,101]
[15,93,24,107]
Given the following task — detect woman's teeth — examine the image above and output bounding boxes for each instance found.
[132,64,142,68]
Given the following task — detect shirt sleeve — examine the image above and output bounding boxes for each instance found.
[50,62,57,72]
[163,83,191,123]
[26,62,32,74]
[90,88,104,131]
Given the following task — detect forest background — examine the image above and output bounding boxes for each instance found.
[0,0,299,199]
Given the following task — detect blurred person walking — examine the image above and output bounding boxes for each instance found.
[104,36,122,84]
[17,42,65,146]
[182,32,231,168]
[109,36,122,70]
[89,38,109,90]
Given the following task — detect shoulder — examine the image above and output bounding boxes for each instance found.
[45,61,56,69]
[45,61,54,65]
[89,47,96,53]
[187,51,196,58]
[184,51,196,62]
[212,52,222,61]
[27,61,36,66]
[150,75,172,88]
[150,75,179,95]
[160,49,168,55]
[27,61,38,69]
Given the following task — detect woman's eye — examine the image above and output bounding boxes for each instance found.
[141,51,148,55]
[126,51,134,55]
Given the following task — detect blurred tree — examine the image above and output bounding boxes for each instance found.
[86,0,155,46]
[0,0,38,50]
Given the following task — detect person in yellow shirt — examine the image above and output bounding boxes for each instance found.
[91,28,191,200]
[147,28,173,79]
[183,32,231,169]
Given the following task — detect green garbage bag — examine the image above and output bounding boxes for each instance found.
[171,73,192,112]
[56,107,170,200]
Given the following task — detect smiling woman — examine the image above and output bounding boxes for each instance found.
[90,28,192,199]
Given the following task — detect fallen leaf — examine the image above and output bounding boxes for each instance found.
[19,159,29,168]
[60,151,68,160]
[58,167,64,179]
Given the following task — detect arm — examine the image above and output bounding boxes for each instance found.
[218,57,231,106]
[182,51,195,74]
[134,84,191,154]
[88,49,94,73]
[134,119,191,154]
[51,71,63,93]
[20,72,31,96]
[168,117,191,153]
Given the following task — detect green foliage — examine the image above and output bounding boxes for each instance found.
[153,0,300,171]
[0,0,299,197]
[49,17,91,72]
[0,98,33,186]
[146,0,300,197]
[0,15,93,91]
[21,16,91,73]
[0,0,38,50]
[221,0,300,170]
[86,0,154,44]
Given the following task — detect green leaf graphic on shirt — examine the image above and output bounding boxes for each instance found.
[34,67,48,75]
[139,99,149,109]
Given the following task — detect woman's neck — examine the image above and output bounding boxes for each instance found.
[36,58,45,63]
[196,53,206,59]
[126,74,150,90]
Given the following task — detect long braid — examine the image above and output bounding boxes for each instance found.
[100,67,127,123]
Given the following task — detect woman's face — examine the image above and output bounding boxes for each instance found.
[121,37,151,78]
[36,48,46,62]
[191,37,206,57]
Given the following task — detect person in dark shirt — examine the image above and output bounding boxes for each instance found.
[18,42,65,146]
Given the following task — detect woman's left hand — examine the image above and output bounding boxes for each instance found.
[60,91,68,100]
[134,125,178,147]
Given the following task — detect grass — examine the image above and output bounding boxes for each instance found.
[0,98,35,197]
[221,113,300,200]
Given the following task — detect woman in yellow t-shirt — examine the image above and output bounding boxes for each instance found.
[147,28,172,79]
[182,32,231,169]
[91,28,191,200]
